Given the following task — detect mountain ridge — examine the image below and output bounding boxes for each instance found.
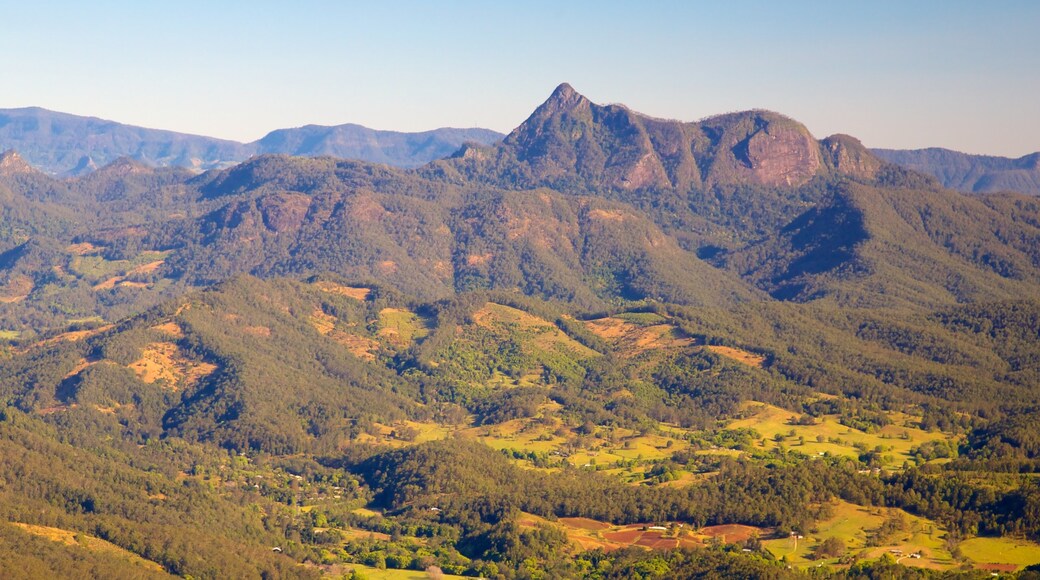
[0,106,505,174]
[872,147,1040,195]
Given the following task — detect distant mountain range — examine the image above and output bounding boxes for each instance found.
[0,107,504,174]
[872,148,1040,195]
[3,104,1038,196]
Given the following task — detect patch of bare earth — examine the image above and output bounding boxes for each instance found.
[699,524,762,543]
[0,275,33,303]
[150,322,184,338]
[310,309,379,360]
[559,517,612,531]
[127,342,217,390]
[705,345,766,368]
[66,242,100,255]
[29,325,114,350]
[314,281,371,301]
[585,317,693,356]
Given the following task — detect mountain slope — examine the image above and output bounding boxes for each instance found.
[255,123,503,168]
[873,147,1040,195]
[0,107,503,174]
[0,108,250,173]
[441,83,842,193]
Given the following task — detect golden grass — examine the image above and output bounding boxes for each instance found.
[66,242,100,255]
[127,342,217,390]
[10,522,166,573]
[311,308,381,360]
[959,537,1040,571]
[585,316,693,357]
[329,564,467,580]
[0,274,33,303]
[29,325,114,350]
[728,402,949,467]
[476,303,599,359]
[762,500,954,571]
[150,321,185,338]
[313,281,372,301]
[705,345,766,368]
[378,308,431,346]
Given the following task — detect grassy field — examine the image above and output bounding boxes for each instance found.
[378,308,432,346]
[476,303,600,359]
[0,330,20,340]
[728,402,951,468]
[9,522,166,573]
[70,250,169,281]
[331,563,468,579]
[762,501,955,571]
[959,537,1040,571]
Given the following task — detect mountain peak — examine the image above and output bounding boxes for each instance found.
[63,155,99,177]
[0,149,39,176]
[96,156,152,177]
[539,82,589,114]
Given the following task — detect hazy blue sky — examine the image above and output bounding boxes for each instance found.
[3,1,1038,155]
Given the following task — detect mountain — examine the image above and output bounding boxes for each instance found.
[0,107,504,175]
[441,83,883,194]
[2,84,1040,577]
[0,107,250,173]
[873,147,1040,195]
[255,124,504,168]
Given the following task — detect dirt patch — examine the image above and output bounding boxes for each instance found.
[604,529,642,543]
[0,275,34,302]
[243,325,271,337]
[127,260,164,276]
[377,260,398,274]
[332,332,380,361]
[559,517,612,531]
[586,317,693,356]
[314,281,371,301]
[150,322,184,338]
[588,209,626,222]
[699,524,762,543]
[635,531,666,547]
[310,309,380,360]
[339,528,391,541]
[93,276,124,290]
[64,358,96,379]
[310,309,337,335]
[30,325,114,350]
[66,242,100,255]
[127,342,217,390]
[466,253,493,266]
[705,345,766,368]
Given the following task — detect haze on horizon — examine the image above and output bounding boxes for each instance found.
[2,1,1038,157]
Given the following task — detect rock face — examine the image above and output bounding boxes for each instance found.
[64,155,99,177]
[473,84,838,191]
[699,112,821,188]
[0,150,39,176]
[821,134,881,180]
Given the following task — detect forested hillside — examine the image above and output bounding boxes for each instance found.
[1,85,1039,578]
